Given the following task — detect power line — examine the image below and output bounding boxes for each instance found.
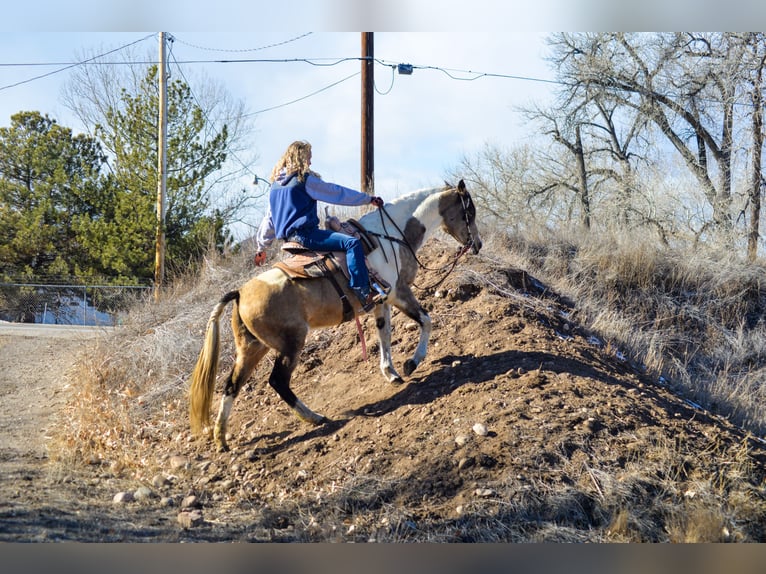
[2,37,758,114]
[244,71,361,117]
[0,33,155,92]
[172,32,313,53]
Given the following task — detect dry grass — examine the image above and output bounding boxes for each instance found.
[500,226,766,437]
[50,248,253,475]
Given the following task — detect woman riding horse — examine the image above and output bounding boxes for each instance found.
[190,177,482,452]
[254,140,385,310]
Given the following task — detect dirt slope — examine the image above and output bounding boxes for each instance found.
[1,244,765,542]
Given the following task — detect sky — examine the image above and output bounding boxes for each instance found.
[0,30,555,237]
[1,1,763,238]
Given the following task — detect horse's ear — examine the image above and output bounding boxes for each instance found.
[457,179,467,194]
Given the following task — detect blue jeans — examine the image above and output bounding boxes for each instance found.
[293,227,370,299]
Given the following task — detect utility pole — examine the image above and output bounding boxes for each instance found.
[154,31,168,302]
[361,32,374,194]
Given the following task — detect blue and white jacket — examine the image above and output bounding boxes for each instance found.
[256,170,371,251]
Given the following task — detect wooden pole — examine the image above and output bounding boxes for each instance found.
[154,32,168,302]
[361,32,374,194]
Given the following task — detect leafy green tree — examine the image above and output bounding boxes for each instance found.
[63,43,260,279]
[79,66,231,280]
[0,111,106,280]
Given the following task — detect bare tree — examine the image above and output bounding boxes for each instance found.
[455,144,553,229]
[741,33,766,261]
[548,33,748,235]
[529,106,592,229]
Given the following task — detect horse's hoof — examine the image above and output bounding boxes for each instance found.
[391,375,404,385]
[217,443,230,453]
[297,411,327,426]
[403,359,417,376]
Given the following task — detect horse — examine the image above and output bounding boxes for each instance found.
[189,179,482,452]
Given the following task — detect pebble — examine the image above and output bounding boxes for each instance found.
[455,435,470,447]
[113,491,134,504]
[181,495,200,509]
[177,510,203,529]
[472,423,488,437]
[474,488,495,497]
[169,455,190,471]
[133,486,154,501]
[152,474,170,489]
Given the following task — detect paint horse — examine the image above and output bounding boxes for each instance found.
[189,180,482,452]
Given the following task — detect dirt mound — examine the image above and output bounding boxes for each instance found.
[202,248,765,541]
[2,242,765,542]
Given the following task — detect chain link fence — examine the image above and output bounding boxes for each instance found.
[0,283,151,326]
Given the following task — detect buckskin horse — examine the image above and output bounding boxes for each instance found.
[189,180,482,452]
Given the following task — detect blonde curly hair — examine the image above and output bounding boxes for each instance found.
[269,140,321,182]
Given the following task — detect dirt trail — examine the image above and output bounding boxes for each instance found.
[0,329,178,542]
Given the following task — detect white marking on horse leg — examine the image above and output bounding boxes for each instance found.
[404,310,431,376]
[293,399,325,425]
[375,304,402,383]
[214,394,234,451]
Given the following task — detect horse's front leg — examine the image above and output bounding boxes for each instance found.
[375,304,403,383]
[404,306,431,376]
[391,287,432,377]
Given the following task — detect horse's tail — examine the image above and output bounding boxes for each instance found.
[189,290,240,436]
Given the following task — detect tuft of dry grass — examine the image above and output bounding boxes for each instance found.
[50,248,256,475]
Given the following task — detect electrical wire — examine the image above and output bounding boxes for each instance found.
[172,32,313,53]
[374,63,396,96]
[1,35,757,112]
[0,33,155,92]
[244,71,361,117]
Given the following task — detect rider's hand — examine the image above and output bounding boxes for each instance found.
[370,196,384,208]
[254,251,267,266]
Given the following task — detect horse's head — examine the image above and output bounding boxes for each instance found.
[439,180,482,255]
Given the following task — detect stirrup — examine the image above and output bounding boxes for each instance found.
[370,281,389,301]
[356,290,384,312]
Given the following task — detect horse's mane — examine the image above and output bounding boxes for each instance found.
[384,183,451,207]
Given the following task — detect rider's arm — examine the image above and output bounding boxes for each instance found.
[304,174,373,207]
[255,210,275,252]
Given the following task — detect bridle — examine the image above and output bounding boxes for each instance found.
[371,186,476,291]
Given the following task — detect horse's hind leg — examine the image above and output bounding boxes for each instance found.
[214,309,268,452]
[268,334,326,425]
